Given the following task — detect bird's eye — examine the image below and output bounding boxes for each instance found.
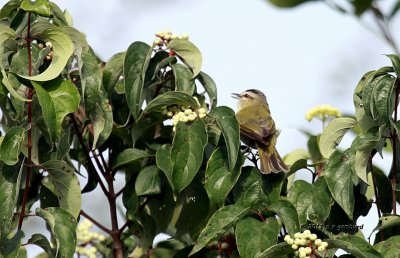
[244,94,249,98]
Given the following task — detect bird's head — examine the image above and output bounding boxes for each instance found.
[232,89,267,110]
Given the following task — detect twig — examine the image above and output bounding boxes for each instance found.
[69,113,108,195]
[80,210,112,234]
[18,12,33,230]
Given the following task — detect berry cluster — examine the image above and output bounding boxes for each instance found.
[75,219,106,258]
[37,41,54,61]
[154,29,189,46]
[305,104,341,122]
[162,102,207,132]
[284,230,328,258]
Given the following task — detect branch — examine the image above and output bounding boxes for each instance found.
[18,12,33,230]
[80,210,111,234]
[69,113,108,195]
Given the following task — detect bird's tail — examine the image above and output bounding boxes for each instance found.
[257,145,289,174]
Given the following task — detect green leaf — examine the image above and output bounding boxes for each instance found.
[135,165,162,196]
[139,91,199,121]
[309,177,333,223]
[174,176,210,236]
[196,71,217,108]
[167,39,202,77]
[319,117,357,158]
[255,242,294,258]
[124,41,153,119]
[371,215,400,234]
[325,150,355,220]
[32,79,79,142]
[370,166,392,213]
[208,106,240,170]
[156,119,208,192]
[288,178,333,226]
[190,204,249,256]
[0,23,30,101]
[236,217,279,258]
[351,132,379,183]
[79,51,113,148]
[287,180,312,226]
[386,54,400,77]
[103,52,126,94]
[354,71,379,132]
[18,28,73,81]
[27,234,55,257]
[112,148,153,170]
[0,126,24,165]
[36,207,77,258]
[351,0,373,16]
[233,166,268,209]
[0,162,23,238]
[375,235,400,258]
[1,230,24,258]
[327,236,383,258]
[205,146,244,206]
[267,0,312,8]
[269,200,300,235]
[171,63,195,95]
[41,160,82,218]
[372,74,395,123]
[20,0,50,17]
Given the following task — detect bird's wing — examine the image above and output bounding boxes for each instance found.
[236,105,276,145]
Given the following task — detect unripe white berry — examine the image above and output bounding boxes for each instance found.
[294,238,302,245]
[167,111,173,117]
[177,111,185,117]
[38,43,44,49]
[304,247,312,254]
[154,38,163,46]
[164,34,171,40]
[187,114,196,121]
[45,41,52,48]
[172,126,176,132]
[314,239,322,246]
[184,109,193,115]
[286,239,294,245]
[181,32,189,40]
[303,230,311,235]
[310,234,317,241]
[291,244,298,250]
[179,116,189,122]
[299,239,307,246]
[298,247,305,252]
[199,113,206,119]
[318,246,325,252]
[198,108,207,114]
[171,34,178,39]
[321,241,328,248]
[164,29,171,34]
[294,232,302,239]
[299,251,307,258]
[284,235,291,242]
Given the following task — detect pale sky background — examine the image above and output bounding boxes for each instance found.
[2,0,399,256]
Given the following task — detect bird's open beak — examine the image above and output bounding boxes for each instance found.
[231,93,240,99]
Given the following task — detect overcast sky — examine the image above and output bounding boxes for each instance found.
[4,0,399,256]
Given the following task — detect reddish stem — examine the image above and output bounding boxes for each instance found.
[18,12,33,230]
[392,80,399,215]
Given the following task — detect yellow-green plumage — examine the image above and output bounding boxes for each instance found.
[233,89,288,174]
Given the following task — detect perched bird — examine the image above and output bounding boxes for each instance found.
[232,89,289,173]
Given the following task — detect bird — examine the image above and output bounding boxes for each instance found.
[232,89,289,174]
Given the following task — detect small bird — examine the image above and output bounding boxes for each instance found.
[232,89,289,174]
